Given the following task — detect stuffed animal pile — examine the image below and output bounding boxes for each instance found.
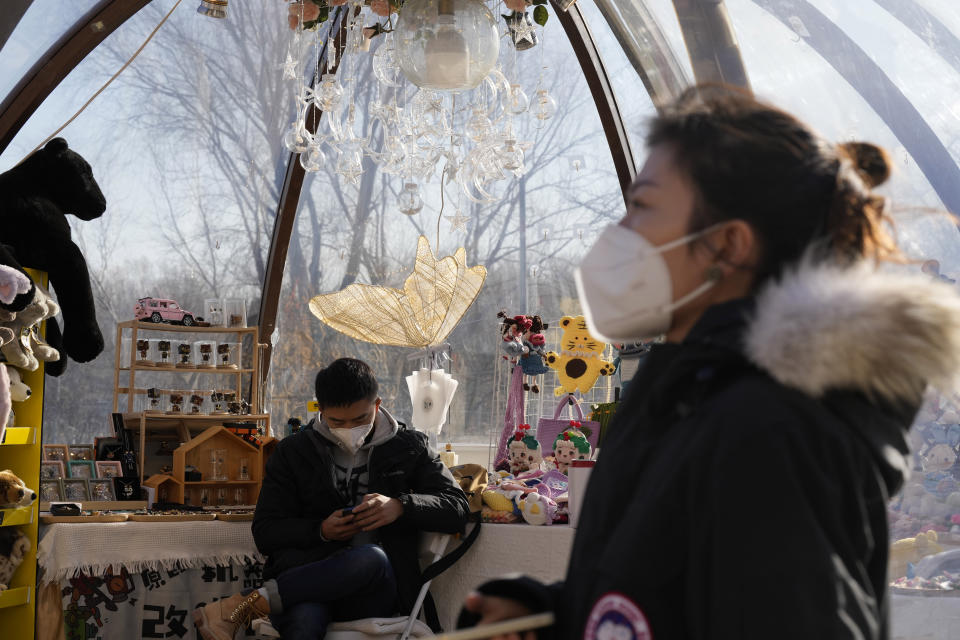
[481,468,568,526]
[0,137,107,376]
[0,470,35,591]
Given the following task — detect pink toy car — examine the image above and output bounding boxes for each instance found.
[135,297,198,326]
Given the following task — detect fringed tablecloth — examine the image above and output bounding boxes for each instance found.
[38,521,263,583]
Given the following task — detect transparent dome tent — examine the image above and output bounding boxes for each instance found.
[3,0,960,632]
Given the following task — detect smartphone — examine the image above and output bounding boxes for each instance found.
[341,506,355,517]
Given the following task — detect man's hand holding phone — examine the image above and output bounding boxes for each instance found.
[320,507,360,541]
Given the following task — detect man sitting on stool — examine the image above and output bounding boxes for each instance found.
[194,357,470,640]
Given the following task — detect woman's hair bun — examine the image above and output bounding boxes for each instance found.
[838,141,891,188]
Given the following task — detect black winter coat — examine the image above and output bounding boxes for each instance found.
[481,278,933,639]
[252,419,470,618]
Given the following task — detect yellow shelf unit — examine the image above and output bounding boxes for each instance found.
[0,506,34,527]
[0,586,31,609]
[0,269,46,638]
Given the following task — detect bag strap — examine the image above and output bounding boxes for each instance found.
[497,365,526,462]
[421,514,481,582]
[553,393,584,421]
[419,515,482,632]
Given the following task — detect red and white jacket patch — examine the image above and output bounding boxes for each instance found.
[585,592,652,640]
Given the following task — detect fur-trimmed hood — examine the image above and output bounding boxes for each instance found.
[745,260,960,404]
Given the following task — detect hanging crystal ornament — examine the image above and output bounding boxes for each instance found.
[300,144,326,172]
[372,34,403,87]
[398,183,424,215]
[506,84,529,115]
[500,139,524,172]
[533,89,557,120]
[395,0,500,91]
[315,74,344,111]
[336,148,365,184]
[283,121,311,153]
[465,107,492,143]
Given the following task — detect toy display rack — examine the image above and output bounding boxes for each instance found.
[0,270,47,639]
[112,320,269,484]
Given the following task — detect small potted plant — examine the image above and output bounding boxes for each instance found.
[146,387,163,413]
[217,343,238,369]
[196,342,215,368]
[189,394,205,414]
[176,342,193,368]
[168,392,184,414]
[136,339,152,366]
[156,340,173,368]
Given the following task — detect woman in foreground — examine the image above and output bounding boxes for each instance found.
[464,86,960,639]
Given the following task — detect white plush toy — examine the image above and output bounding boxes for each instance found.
[519,492,556,526]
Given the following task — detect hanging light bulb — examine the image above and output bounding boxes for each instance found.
[197,0,227,19]
[300,144,326,172]
[500,139,524,172]
[283,122,310,153]
[534,89,558,121]
[506,84,529,115]
[398,183,424,215]
[396,0,500,91]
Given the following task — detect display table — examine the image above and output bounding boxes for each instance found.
[37,521,265,640]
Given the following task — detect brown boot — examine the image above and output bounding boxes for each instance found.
[193,589,270,640]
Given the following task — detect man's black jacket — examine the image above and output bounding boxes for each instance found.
[252,417,469,618]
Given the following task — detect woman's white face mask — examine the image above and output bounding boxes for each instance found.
[574,223,722,343]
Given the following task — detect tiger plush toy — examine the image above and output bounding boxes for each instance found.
[545,315,615,396]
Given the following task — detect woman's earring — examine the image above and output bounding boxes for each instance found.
[705,265,724,281]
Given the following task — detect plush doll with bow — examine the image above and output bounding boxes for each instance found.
[551,425,592,475]
[508,424,542,475]
[498,311,531,360]
[520,315,549,393]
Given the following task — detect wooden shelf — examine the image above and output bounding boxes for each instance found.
[118,368,252,373]
[40,500,147,511]
[118,320,257,334]
[185,480,258,485]
[122,413,270,430]
[0,587,30,609]
[0,427,35,446]
[0,506,33,527]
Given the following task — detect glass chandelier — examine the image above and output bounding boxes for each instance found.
[282,0,559,212]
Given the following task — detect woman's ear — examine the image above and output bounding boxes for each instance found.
[712,220,758,274]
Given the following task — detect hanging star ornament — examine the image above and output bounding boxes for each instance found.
[281,52,298,80]
[445,211,470,233]
[309,236,487,347]
[513,18,537,46]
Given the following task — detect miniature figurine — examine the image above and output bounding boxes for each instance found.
[176,343,193,368]
[156,341,173,368]
[217,343,238,369]
[136,339,152,365]
[198,343,214,368]
[211,391,228,414]
[168,392,184,414]
[189,394,204,414]
[146,387,163,413]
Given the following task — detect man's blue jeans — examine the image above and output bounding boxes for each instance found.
[264,544,397,640]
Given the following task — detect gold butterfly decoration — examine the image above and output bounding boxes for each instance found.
[309,236,487,347]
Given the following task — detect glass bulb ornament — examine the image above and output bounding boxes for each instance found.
[315,74,344,111]
[465,108,492,142]
[500,139,524,172]
[197,0,227,19]
[395,0,500,91]
[283,122,311,153]
[336,149,365,184]
[506,84,529,115]
[300,144,326,172]
[398,183,424,215]
[534,89,558,121]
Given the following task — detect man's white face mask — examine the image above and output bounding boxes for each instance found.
[574,223,723,342]
[330,422,374,454]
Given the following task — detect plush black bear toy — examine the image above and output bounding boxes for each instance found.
[0,138,105,372]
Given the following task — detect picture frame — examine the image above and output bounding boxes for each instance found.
[95,461,123,479]
[88,479,116,501]
[40,460,65,480]
[43,444,69,462]
[68,445,95,461]
[67,460,95,479]
[40,479,63,502]
[61,478,90,501]
[113,477,142,501]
